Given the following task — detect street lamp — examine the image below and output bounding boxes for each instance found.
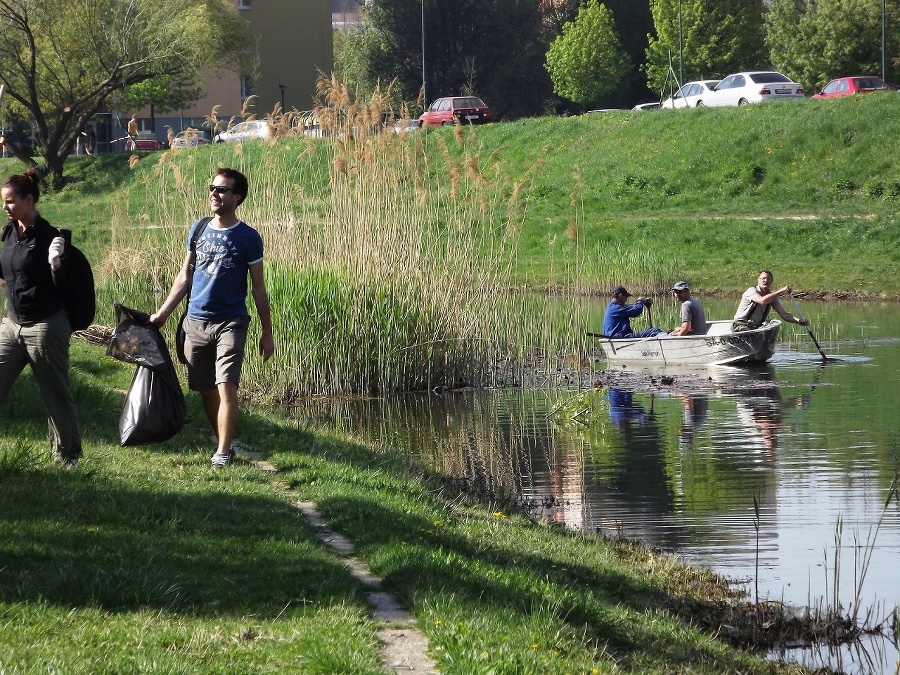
[882,0,886,83]
[678,0,684,86]
[421,0,427,109]
[279,83,286,112]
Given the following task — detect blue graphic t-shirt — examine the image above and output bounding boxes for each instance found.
[186,218,263,321]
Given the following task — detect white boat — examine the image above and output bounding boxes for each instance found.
[593,320,781,366]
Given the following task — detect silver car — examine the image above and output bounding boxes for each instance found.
[706,71,804,107]
[214,119,272,143]
[661,80,720,108]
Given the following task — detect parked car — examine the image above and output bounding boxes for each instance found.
[419,97,492,126]
[291,110,325,137]
[391,119,421,133]
[660,80,720,108]
[125,130,160,151]
[214,119,272,143]
[631,102,661,111]
[811,76,889,98]
[706,71,804,106]
[170,128,211,148]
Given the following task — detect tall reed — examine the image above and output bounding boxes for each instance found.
[100,76,690,400]
[104,79,526,398]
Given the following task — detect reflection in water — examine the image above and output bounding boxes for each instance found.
[677,393,709,449]
[294,303,900,674]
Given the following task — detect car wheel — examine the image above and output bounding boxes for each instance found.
[441,120,453,126]
[738,98,749,106]
[695,101,704,107]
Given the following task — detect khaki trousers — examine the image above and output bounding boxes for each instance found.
[0,311,82,461]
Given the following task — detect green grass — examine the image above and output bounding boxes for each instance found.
[4,90,896,397]
[0,340,808,674]
[5,92,898,299]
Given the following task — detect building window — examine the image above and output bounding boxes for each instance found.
[238,0,252,9]
[241,76,255,100]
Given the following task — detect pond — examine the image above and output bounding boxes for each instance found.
[296,298,900,674]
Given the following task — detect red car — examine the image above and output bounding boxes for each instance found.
[419,97,493,126]
[125,131,161,151]
[812,76,889,98]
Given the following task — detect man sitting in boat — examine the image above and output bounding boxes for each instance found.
[668,281,708,336]
[602,286,665,338]
[732,270,807,332]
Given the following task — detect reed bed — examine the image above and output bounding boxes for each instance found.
[100,77,684,401]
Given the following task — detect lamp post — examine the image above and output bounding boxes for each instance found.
[882,0,886,83]
[279,83,286,113]
[421,0,427,109]
[678,0,684,86]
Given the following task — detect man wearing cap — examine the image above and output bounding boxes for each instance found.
[602,286,664,338]
[669,281,708,336]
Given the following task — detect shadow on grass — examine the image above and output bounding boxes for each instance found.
[0,348,367,620]
[275,438,766,670]
[0,463,366,617]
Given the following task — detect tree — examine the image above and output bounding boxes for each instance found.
[0,0,252,188]
[644,0,767,94]
[545,0,630,110]
[603,0,655,107]
[336,0,551,121]
[767,0,899,92]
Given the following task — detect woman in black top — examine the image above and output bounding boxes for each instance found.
[0,169,82,467]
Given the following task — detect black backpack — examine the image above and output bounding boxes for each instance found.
[59,229,96,331]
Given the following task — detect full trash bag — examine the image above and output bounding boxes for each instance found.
[106,302,186,446]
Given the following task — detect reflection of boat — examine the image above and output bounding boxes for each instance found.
[594,320,781,365]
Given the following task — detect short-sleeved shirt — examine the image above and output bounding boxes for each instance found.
[733,286,782,327]
[679,298,707,335]
[186,219,263,321]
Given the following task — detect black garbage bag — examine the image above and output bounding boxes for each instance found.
[106,302,186,446]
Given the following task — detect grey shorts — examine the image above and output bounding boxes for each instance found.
[183,315,250,392]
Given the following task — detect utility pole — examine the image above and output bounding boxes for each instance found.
[421,0,427,110]
[678,0,684,86]
[882,0,887,83]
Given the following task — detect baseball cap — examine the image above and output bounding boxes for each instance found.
[672,281,689,291]
[611,286,631,297]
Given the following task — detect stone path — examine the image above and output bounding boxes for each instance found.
[249,455,438,674]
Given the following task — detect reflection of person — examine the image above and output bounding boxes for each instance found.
[668,281,708,336]
[677,394,709,448]
[735,389,783,456]
[0,170,82,468]
[603,286,665,338]
[607,388,649,427]
[732,270,807,332]
[150,168,275,469]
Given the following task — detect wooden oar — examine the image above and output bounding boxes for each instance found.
[789,294,828,363]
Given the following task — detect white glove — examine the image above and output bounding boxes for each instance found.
[48,236,65,271]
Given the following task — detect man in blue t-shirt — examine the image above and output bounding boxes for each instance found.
[602,286,664,338]
[152,168,274,469]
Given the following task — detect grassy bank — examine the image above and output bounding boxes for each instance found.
[0,340,810,674]
[3,92,899,299]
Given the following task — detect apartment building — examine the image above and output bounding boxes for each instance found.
[127,0,333,145]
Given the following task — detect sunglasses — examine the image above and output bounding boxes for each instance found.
[208,184,235,194]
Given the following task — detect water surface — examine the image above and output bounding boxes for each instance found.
[299,299,900,674]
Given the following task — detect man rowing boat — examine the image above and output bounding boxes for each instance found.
[732,270,807,332]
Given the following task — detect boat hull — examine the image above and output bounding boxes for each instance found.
[595,320,781,366]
